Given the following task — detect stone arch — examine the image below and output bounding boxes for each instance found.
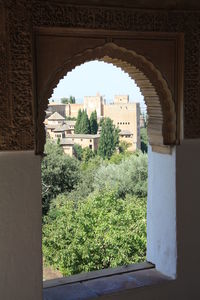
[36,42,176,154]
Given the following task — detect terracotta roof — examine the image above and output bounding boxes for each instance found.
[48,112,65,120]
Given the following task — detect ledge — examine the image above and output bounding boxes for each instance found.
[43,262,173,300]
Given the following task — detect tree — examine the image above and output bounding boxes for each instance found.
[61,96,76,104]
[118,140,131,153]
[41,140,80,215]
[140,127,148,153]
[74,109,83,133]
[93,152,148,198]
[79,110,90,134]
[90,111,98,134]
[43,190,146,276]
[98,117,120,159]
[82,147,95,163]
[73,144,83,160]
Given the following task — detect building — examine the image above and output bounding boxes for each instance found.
[60,134,100,156]
[1,1,200,300]
[83,93,104,119]
[46,111,65,125]
[104,95,140,151]
[65,103,84,118]
[45,113,76,139]
[47,94,140,151]
[47,102,67,118]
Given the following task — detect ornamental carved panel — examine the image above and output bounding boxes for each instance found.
[1,0,200,152]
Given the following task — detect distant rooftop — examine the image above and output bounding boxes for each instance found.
[60,139,74,146]
[46,124,58,129]
[48,112,65,120]
[119,130,133,135]
[53,124,70,132]
[48,102,66,106]
[65,134,100,139]
[65,120,76,126]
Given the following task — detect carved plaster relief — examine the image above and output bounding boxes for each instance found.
[0,0,200,151]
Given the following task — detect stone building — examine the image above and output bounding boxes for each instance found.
[83,93,104,118]
[45,115,76,140]
[104,95,140,151]
[47,102,67,118]
[46,111,65,125]
[50,94,140,151]
[60,134,100,156]
[1,1,200,300]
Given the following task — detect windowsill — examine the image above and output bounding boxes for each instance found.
[43,262,173,300]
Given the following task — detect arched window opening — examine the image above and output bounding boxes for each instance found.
[42,60,149,281]
[38,43,177,286]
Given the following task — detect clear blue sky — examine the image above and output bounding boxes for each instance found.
[50,61,146,113]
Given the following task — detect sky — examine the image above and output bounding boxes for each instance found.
[50,61,146,113]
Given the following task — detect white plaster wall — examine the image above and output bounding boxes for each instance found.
[101,140,200,299]
[1,141,200,300]
[0,151,42,300]
[147,145,176,278]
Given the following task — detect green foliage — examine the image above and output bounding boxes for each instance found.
[93,152,148,198]
[43,190,146,276]
[42,140,148,276]
[74,109,82,133]
[90,111,98,134]
[67,156,102,203]
[73,144,83,160]
[41,140,80,215]
[118,140,131,153]
[108,151,131,165]
[79,110,90,134]
[82,147,95,163]
[74,109,90,134]
[98,118,120,159]
[140,127,148,153]
[61,96,76,104]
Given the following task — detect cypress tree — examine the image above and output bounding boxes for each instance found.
[79,110,90,134]
[74,109,82,133]
[98,117,119,159]
[90,111,98,134]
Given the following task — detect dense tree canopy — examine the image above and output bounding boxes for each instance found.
[41,140,80,214]
[93,152,148,198]
[43,190,146,276]
[42,138,148,276]
[98,117,120,159]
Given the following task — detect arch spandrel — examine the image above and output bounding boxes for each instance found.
[36,43,176,154]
